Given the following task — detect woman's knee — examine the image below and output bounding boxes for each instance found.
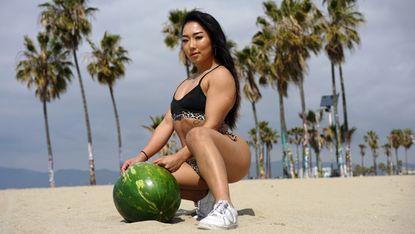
[185,127,212,147]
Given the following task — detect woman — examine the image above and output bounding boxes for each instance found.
[121,10,251,230]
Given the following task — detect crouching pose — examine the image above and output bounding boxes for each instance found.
[122,10,251,230]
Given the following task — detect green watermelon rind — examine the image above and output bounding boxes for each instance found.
[113,162,181,223]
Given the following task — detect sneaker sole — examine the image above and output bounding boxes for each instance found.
[198,222,238,230]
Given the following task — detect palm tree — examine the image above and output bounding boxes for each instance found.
[340,124,356,176]
[401,128,414,174]
[309,128,325,177]
[323,125,336,175]
[358,143,366,175]
[87,32,131,173]
[257,121,268,178]
[382,143,393,175]
[262,123,279,178]
[323,0,365,177]
[39,0,98,185]
[256,121,280,179]
[389,129,403,174]
[257,0,327,178]
[142,115,164,133]
[248,128,260,178]
[234,45,263,180]
[16,32,72,187]
[268,127,279,178]
[162,9,190,77]
[254,0,295,178]
[306,110,325,177]
[364,130,379,176]
[280,0,324,178]
[288,127,304,177]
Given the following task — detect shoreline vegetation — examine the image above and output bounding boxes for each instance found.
[2,162,415,190]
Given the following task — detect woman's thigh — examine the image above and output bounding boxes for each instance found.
[187,127,251,183]
[172,162,208,190]
[171,163,208,202]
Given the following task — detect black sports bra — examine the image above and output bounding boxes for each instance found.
[170,65,220,120]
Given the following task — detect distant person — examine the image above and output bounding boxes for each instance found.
[121,10,251,230]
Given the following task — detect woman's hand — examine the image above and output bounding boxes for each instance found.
[153,154,185,173]
[121,154,146,173]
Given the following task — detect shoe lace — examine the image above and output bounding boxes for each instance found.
[210,201,228,217]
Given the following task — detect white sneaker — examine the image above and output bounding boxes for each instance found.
[198,200,238,230]
[194,191,215,220]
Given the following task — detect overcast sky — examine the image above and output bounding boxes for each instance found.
[1,0,414,174]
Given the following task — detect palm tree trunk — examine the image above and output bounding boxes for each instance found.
[299,81,311,178]
[316,151,322,177]
[386,155,392,175]
[360,155,365,175]
[309,147,314,176]
[278,91,290,178]
[339,65,351,176]
[389,156,393,175]
[405,149,408,175]
[259,145,265,178]
[109,86,123,174]
[338,65,349,132]
[394,148,399,175]
[388,155,393,175]
[289,151,295,178]
[43,100,55,188]
[73,49,96,185]
[373,152,377,176]
[251,102,261,179]
[360,155,364,168]
[265,146,269,178]
[331,63,343,177]
[389,152,395,175]
[267,145,272,178]
[296,143,300,177]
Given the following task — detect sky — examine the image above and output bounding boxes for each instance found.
[1,0,414,174]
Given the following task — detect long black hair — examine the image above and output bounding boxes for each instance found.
[181,10,240,129]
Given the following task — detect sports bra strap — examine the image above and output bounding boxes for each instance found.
[198,65,221,85]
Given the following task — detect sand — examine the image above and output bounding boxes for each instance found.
[1,176,414,234]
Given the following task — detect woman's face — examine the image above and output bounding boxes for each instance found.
[181,21,213,66]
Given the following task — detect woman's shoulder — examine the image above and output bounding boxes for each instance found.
[214,65,232,76]
[206,66,234,84]
[202,66,235,93]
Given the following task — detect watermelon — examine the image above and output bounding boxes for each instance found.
[113,162,181,223]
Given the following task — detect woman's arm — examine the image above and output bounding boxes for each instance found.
[121,109,175,172]
[141,109,175,158]
[202,67,236,130]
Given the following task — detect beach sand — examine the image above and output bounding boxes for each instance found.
[1,176,414,234]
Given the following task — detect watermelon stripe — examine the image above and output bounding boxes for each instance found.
[135,180,158,212]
